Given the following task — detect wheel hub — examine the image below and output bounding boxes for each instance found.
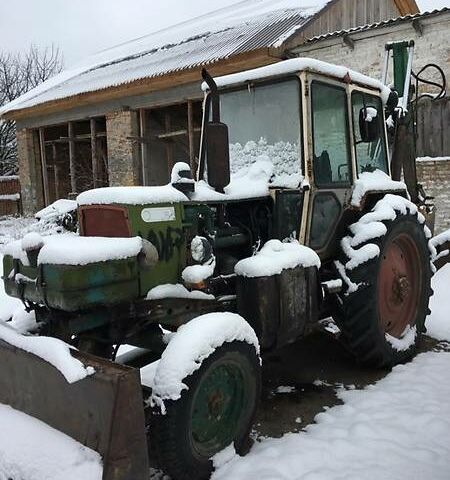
[378,233,422,338]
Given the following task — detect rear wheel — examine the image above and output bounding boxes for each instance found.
[336,208,432,367]
[149,341,261,480]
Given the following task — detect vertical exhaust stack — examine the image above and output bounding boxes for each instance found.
[201,69,231,193]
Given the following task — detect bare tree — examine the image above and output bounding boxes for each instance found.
[0,45,63,176]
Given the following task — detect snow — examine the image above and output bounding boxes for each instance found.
[21,232,44,251]
[213,351,450,480]
[204,58,393,104]
[341,194,424,272]
[36,235,142,266]
[364,106,378,122]
[386,325,417,352]
[229,139,303,189]
[77,184,188,206]
[170,162,194,184]
[0,322,94,384]
[426,265,450,341]
[416,156,450,162]
[351,170,407,207]
[235,239,320,278]
[35,199,77,220]
[147,284,214,301]
[151,312,259,412]
[0,404,103,480]
[0,175,19,182]
[0,193,20,201]
[182,259,216,285]
[0,255,24,323]
[0,1,328,116]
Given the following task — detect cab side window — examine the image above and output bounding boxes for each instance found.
[352,92,388,175]
[311,83,351,186]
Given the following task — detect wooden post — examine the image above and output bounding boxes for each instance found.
[139,109,147,185]
[52,144,60,199]
[68,122,77,194]
[165,112,174,176]
[187,100,196,171]
[90,118,98,188]
[38,128,50,206]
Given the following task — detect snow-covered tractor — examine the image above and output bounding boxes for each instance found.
[0,43,448,480]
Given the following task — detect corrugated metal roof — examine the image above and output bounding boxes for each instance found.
[0,0,329,115]
[303,7,450,45]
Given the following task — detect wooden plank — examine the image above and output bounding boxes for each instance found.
[165,112,174,174]
[68,122,77,194]
[188,100,196,171]
[38,128,50,206]
[139,109,147,185]
[90,118,98,188]
[52,144,60,199]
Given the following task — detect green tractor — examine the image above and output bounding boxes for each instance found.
[1,45,448,480]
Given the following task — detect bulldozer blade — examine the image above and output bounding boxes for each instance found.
[0,339,149,480]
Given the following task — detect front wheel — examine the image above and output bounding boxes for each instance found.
[149,339,261,480]
[336,199,433,368]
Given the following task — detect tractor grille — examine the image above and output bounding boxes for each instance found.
[79,206,131,238]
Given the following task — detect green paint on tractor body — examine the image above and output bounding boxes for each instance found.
[2,201,213,313]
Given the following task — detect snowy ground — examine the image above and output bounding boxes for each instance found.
[0,216,450,479]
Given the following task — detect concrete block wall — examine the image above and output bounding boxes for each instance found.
[417,158,450,234]
[106,110,141,187]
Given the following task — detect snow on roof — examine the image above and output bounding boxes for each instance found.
[205,58,392,102]
[0,0,329,116]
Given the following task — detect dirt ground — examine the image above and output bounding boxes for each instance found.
[255,330,442,439]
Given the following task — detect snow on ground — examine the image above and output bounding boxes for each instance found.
[213,350,450,480]
[0,404,102,480]
[426,264,450,341]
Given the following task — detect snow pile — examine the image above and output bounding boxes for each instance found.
[386,325,417,352]
[151,312,259,412]
[21,232,44,251]
[35,199,77,220]
[0,254,24,323]
[0,404,102,480]
[429,229,450,265]
[339,194,425,273]
[182,257,216,284]
[351,170,406,207]
[205,58,392,103]
[426,264,450,341]
[364,106,378,122]
[235,239,320,278]
[77,184,188,206]
[170,162,194,184]
[37,235,143,266]
[229,139,302,189]
[147,284,214,301]
[0,322,94,383]
[213,351,450,480]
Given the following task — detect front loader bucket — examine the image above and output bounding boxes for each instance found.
[0,339,149,480]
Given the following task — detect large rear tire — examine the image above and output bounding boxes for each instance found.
[336,207,433,368]
[149,340,261,480]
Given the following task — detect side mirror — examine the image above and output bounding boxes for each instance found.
[206,122,230,193]
[359,106,380,143]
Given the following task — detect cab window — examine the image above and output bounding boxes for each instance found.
[352,92,388,175]
[311,82,351,186]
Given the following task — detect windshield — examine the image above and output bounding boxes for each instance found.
[217,79,303,189]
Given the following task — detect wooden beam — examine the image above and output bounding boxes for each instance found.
[68,122,77,194]
[90,118,98,188]
[52,144,60,199]
[139,109,147,185]
[187,100,196,171]
[165,112,174,174]
[38,128,50,206]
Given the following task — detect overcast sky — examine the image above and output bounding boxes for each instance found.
[0,0,449,67]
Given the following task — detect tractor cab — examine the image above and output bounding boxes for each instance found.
[200,59,395,259]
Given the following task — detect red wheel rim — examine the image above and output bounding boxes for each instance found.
[378,233,422,338]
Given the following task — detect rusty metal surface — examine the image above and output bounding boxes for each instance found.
[0,340,149,480]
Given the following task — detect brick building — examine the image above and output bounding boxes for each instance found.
[0,0,419,214]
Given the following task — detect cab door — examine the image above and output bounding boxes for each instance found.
[306,78,354,256]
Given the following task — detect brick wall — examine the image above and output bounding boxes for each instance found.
[417,158,450,234]
[0,176,21,216]
[106,110,141,186]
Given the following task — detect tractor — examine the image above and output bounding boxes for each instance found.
[0,42,448,480]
